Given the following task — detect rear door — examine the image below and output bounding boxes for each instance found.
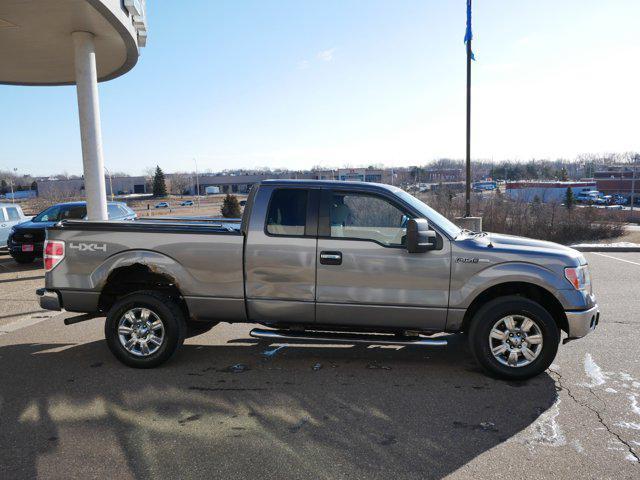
[315,188,451,331]
[244,185,319,324]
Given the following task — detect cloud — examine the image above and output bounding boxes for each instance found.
[317,48,336,62]
[297,60,310,70]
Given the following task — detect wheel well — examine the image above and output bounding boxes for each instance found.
[461,282,568,333]
[98,264,189,317]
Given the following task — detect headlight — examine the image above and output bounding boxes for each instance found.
[564,265,591,291]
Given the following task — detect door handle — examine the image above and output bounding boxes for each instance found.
[320,251,342,265]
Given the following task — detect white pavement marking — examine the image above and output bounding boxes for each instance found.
[592,252,640,266]
[0,313,59,336]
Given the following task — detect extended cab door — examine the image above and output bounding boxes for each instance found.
[244,185,319,324]
[315,188,451,330]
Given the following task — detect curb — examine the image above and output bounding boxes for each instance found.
[571,246,640,252]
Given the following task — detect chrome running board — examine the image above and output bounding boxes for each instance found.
[249,328,447,346]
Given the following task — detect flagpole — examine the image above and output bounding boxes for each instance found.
[465,0,472,217]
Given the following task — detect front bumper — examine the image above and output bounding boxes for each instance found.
[36,288,61,311]
[565,305,599,339]
[8,240,44,256]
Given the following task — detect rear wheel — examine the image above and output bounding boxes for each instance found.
[468,296,560,380]
[105,291,186,368]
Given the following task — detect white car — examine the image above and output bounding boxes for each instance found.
[0,203,28,248]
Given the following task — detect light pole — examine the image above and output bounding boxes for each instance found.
[194,158,200,209]
[104,166,114,201]
[630,158,637,219]
[9,167,17,203]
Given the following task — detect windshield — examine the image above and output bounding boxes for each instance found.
[33,204,87,222]
[394,190,462,239]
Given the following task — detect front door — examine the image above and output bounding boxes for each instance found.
[315,189,451,331]
[244,185,319,324]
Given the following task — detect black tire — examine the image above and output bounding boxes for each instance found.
[105,290,187,368]
[468,295,560,380]
[185,321,218,338]
[12,253,35,264]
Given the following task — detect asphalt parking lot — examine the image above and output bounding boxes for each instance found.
[0,251,639,479]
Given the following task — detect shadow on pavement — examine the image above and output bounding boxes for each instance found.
[0,333,557,479]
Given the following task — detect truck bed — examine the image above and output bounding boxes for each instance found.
[44,218,247,322]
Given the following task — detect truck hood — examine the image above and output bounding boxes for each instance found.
[460,232,586,266]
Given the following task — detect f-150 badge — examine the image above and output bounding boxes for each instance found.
[456,257,490,264]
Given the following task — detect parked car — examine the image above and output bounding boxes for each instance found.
[8,201,136,263]
[180,200,194,207]
[0,203,28,248]
[155,202,170,209]
[38,180,598,379]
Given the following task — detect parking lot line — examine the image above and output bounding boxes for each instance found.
[592,252,640,266]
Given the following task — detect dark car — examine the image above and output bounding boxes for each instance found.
[8,201,136,264]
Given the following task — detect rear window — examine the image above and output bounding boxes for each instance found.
[6,207,21,221]
[107,204,122,219]
[34,204,86,222]
[266,189,308,236]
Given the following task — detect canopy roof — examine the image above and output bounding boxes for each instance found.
[0,0,139,85]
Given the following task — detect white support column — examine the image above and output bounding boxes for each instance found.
[72,31,108,221]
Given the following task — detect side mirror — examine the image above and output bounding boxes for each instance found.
[406,218,437,253]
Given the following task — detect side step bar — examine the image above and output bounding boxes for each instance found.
[250,328,447,346]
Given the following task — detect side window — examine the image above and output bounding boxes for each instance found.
[330,192,409,247]
[266,189,308,236]
[0,209,6,222]
[107,204,122,219]
[6,207,20,221]
[62,205,87,220]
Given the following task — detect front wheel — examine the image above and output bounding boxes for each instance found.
[468,296,560,380]
[105,291,187,368]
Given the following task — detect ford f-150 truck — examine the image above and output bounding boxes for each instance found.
[37,180,599,379]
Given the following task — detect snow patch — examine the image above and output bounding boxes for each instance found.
[571,242,640,248]
[605,388,618,394]
[519,399,566,449]
[583,353,607,387]
[630,395,640,416]
[615,421,640,430]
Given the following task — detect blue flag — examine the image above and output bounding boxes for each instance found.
[464,0,475,60]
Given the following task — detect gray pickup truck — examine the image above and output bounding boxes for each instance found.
[37,180,599,379]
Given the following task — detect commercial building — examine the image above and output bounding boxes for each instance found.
[505,181,597,203]
[195,174,283,195]
[0,0,147,219]
[594,167,638,199]
[37,176,147,198]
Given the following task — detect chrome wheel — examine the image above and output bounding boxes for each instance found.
[117,308,165,357]
[489,315,543,368]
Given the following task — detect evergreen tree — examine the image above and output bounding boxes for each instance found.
[152,166,167,197]
[564,187,575,209]
[221,194,242,218]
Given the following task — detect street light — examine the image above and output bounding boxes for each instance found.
[194,158,200,209]
[104,166,114,201]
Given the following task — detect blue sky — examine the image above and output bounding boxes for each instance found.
[2,0,639,176]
